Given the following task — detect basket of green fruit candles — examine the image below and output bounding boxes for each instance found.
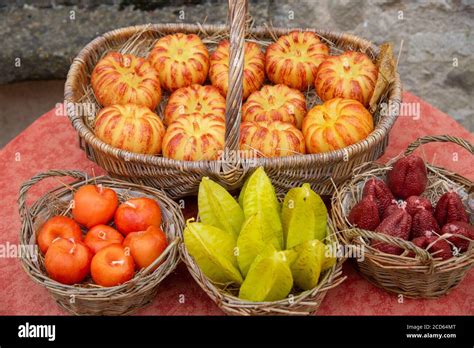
[178,167,345,315]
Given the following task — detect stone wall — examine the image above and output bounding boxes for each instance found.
[0,0,472,130]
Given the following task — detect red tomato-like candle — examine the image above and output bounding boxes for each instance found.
[114,197,162,236]
[45,238,93,285]
[123,226,168,270]
[37,216,82,254]
[72,185,119,229]
[84,224,124,254]
[91,244,135,287]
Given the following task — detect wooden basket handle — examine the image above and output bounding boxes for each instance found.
[225,0,247,152]
[405,135,474,156]
[344,227,433,264]
[18,170,88,221]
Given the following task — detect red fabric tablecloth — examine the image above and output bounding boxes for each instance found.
[1,92,473,315]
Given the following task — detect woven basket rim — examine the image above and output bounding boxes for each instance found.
[18,170,184,301]
[64,22,402,171]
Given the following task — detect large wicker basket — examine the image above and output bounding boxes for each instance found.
[332,135,473,298]
[64,0,402,199]
[18,170,184,315]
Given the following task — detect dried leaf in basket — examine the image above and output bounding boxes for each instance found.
[240,167,283,248]
[369,42,396,113]
[198,177,244,237]
[183,222,243,285]
[237,212,281,277]
[281,183,327,249]
[239,246,295,302]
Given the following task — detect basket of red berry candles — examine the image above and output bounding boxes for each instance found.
[332,135,473,298]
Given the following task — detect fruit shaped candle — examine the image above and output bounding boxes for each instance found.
[242,84,307,129]
[37,216,83,254]
[91,244,135,287]
[387,155,427,199]
[84,225,124,254]
[123,226,168,270]
[72,184,119,229]
[362,177,394,217]
[290,240,326,290]
[348,195,380,231]
[265,31,329,91]
[239,167,284,248]
[302,98,374,154]
[315,51,378,107]
[198,177,244,237]
[281,183,328,249]
[45,238,93,285]
[114,197,162,236]
[239,247,294,302]
[405,195,433,216]
[94,104,165,155]
[148,33,209,91]
[434,191,468,226]
[372,208,412,255]
[411,209,440,239]
[237,211,280,277]
[183,221,243,285]
[209,40,265,100]
[91,52,162,109]
[162,113,225,161]
[382,203,404,220]
[239,121,306,158]
[164,84,225,126]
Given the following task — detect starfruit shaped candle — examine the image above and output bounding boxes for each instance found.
[236,212,281,277]
[239,167,283,248]
[198,177,244,237]
[239,246,295,302]
[281,183,328,249]
[184,221,243,285]
[290,239,327,291]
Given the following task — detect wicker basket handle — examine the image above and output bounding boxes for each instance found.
[343,227,434,264]
[405,135,474,156]
[18,170,88,221]
[224,0,247,152]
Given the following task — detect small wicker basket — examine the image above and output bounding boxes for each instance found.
[179,207,345,316]
[18,170,184,315]
[332,135,473,298]
[64,0,402,199]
